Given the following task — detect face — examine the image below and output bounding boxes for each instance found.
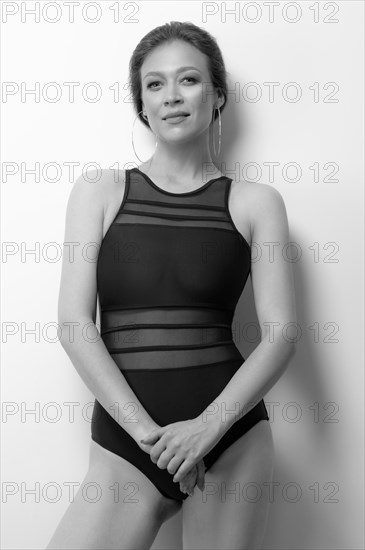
[140,40,221,143]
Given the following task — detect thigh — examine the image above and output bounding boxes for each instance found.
[182,419,275,550]
[88,439,182,523]
[46,440,181,550]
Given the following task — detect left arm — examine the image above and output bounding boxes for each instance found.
[197,183,297,438]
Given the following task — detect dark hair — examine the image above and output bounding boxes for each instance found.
[128,21,228,130]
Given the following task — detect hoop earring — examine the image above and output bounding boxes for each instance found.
[132,110,157,164]
[211,105,222,158]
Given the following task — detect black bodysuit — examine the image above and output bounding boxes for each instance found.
[92,167,269,501]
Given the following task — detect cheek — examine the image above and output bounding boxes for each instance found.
[189,93,214,118]
[142,91,159,111]
[193,106,214,127]
[149,98,162,114]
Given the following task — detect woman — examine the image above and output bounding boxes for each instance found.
[48,21,296,550]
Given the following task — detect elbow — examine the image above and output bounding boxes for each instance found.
[59,333,71,351]
[58,323,73,351]
[273,340,296,375]
[288,341,297,358]
[58,317,69,349]
[261,324,298,356]
[58,315,97,350]
[263,330,297,365]
[284,340,297,368]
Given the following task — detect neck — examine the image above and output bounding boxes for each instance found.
[140,134,221,182]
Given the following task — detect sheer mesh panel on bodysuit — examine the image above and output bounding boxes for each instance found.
[96,168,251,372]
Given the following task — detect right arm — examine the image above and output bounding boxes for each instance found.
[57,169,159,444]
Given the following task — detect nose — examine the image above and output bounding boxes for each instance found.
[163,84,184,106]
[164,96,183,106]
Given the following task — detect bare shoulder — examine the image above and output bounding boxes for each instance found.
[73,168,125,198]
[75,167,125,202]
[71,168,126,236]
[69,168,122,207]
[230,179,288,242]
[234,179,286,213]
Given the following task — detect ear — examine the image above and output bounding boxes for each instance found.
[217,92,225,110]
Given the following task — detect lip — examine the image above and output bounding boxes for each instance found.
[163,112,190,120]
[164,115,190,124]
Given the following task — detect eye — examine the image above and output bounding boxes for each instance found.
[147,81,160,90]
[147,81,160,89]
[147,76,198,90]
[183,77,198,84]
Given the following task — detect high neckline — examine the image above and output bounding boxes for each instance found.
[131,167,229,196]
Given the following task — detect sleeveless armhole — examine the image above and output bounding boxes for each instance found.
[101,169,130,244]
[96,169,129,321]
[224,178,252,259]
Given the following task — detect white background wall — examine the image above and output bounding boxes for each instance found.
[2,1,364,549]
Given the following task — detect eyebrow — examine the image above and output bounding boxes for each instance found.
[143,66,201,80]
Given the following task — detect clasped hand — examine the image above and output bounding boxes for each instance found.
[138,417,220,496]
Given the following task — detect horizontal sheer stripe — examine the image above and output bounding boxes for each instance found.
[100,307,233,327]
[120,208,231,223]
[108,340,235,353]
[110,342,243,371]
[123,203,228,220]
[102,327,232,350]
[101,323,231,335]
[118,357,244,372]
[100,303,234,312]
[126,198,226,212]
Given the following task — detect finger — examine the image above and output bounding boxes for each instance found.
[167,455,185,476]
[140,428,161,444]
[155,449,176,470]
[180,466,198,495]
[173,459,195,483]
[139,441,154,455]
[196,460,206,492]
[149,440,168,464]
[179,468,195,488]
